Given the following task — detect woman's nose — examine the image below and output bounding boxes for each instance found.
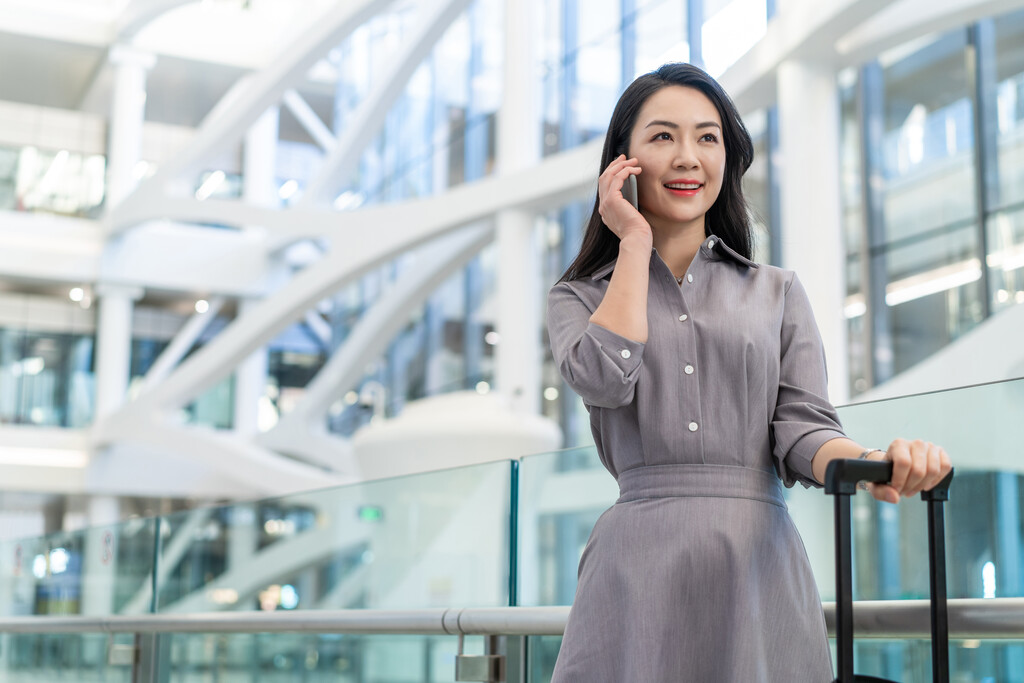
[672,142,699,168]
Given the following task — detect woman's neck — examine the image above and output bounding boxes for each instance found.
[650,219,707,279]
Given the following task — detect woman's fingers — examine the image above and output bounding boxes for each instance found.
[886,439,911,493]
[878,439,952,502]
[867,481,900,504]
[598,155,647,239]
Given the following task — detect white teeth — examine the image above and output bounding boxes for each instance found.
[666,183,701,190]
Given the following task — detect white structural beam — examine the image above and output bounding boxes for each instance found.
[303,310,333,349]
[836,0,1024,66]
[139,296,226,393]
[107,0,396,233]
[298,0,473,205]
[282,89,337,152]
[260,225,494,468]
[111,137,599,246]
[96,141,598,421]
[720,0,891,112]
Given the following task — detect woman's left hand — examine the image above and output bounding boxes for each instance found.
[861,439,952,504]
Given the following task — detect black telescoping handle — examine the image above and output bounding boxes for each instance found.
[825,459,953,683]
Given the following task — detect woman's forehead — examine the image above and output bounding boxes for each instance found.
[634,86,721,129]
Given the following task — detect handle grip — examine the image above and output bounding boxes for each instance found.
[825,459,954,498]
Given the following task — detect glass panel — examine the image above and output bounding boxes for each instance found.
[884,224,985,374]
[847,639,1024,682]
[155,461,513,614]
[881,30,975,239]
[0,519,157,618]
[994,9,1024,211]
[0,633,134,683]
[516,446,613,608]
[987,206,1024,312]
[0,328,95,427]
[742,108,771,264]
[159,633,470,682]
[701,0,767,78]
[633,0,687,76]
[0,144,106,218]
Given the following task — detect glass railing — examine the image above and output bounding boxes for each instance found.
[2,376,1024,680]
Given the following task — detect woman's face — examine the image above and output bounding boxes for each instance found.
[626,85,725,235]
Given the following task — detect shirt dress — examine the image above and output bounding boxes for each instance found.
[546,235,847,682]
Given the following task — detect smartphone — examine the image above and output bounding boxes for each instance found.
[622,174,639,210]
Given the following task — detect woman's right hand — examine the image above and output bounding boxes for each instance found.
[598,155,651,245]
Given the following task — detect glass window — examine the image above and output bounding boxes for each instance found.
[878,30,983,375]
[989,9,1024,313]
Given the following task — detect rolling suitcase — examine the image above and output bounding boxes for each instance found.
[824,459,955,683]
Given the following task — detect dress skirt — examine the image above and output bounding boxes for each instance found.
[550,464,833,683]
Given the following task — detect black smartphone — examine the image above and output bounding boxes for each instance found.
[622,174,638,210]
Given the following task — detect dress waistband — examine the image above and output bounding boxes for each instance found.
[616,464,787,509]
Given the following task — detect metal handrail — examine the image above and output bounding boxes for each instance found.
[1,599,1023,639]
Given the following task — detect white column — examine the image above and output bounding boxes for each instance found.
[495,0,541,414]
[234,107,278,434]
[94,284,144,419]
[776,60,850,403]
[82,496,120,616]
[107,45,155,207]
[234,298,269,435]
[243,107,280,210]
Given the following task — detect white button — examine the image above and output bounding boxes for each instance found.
[684,364,694,375]
[678,314,688,322]
[686,273,693,283]
[708,239,716,249]
[688,422,699,432]
[620,349,631,359]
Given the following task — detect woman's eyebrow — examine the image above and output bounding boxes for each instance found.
[643,120,721,130]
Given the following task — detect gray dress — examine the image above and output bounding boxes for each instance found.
[546,235,845,682]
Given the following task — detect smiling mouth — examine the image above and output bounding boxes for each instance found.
[664,182,702,190]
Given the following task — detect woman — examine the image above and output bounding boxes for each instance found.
[546,63,952,681]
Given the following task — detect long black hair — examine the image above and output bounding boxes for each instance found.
[559,63,754,282]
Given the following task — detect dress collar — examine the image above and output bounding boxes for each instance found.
[589,235,758,280]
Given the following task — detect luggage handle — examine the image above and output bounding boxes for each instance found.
[825,459,954,683]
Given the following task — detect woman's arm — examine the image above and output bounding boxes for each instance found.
[588,155,653,342]
[811,437,952,504]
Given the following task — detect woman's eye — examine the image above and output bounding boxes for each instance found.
[701,133,719,143]
[652,132,672,141]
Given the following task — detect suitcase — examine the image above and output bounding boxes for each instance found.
[824,459,955,683]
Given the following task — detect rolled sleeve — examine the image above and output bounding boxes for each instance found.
[547,283,645,409]
[770,274,847,488]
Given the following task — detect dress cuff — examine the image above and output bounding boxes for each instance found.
[586,321,645,376]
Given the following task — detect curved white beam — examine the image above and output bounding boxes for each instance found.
[93,417,345,495]
[259,224,494,468]
[107,0,396,234]
[298,0,474,205]
[116,0,193,40]
[101,141,598,419]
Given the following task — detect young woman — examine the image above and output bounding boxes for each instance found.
[546,63,952,681]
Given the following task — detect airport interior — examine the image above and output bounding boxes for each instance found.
[1,0,1024,680]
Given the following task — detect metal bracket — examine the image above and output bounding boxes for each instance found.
[455,634,506,682]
